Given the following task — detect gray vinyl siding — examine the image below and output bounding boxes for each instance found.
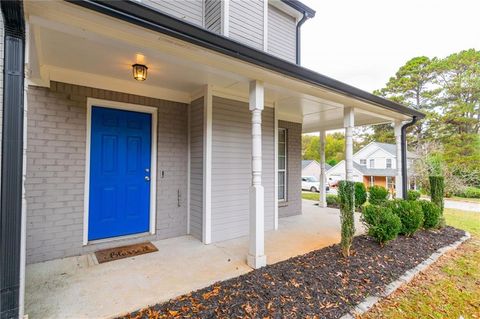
[205,0,222,34]
[211,97,274,242]
[189,97,204,240]
[267,4,297,63]
[141,0,203,26]
[278,120,302,217]
[25,82,189,264]
[229,0,265,50]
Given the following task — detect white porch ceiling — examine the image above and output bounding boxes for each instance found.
[25,0,410,133]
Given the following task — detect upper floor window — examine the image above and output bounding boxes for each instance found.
[369,159,375,168]
[278,128,287,201]
[386,158,392,169]
[359,159,366,166]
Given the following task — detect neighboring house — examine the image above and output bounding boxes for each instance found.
[0,1,424,317]
[327,142,418,192]
[301,160,331,179]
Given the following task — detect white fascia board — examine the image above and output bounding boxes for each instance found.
[268,0,304,20]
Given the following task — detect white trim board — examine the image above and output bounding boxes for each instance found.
[263,0,269,51]
[274,103,279,230]
[221,0,230,36]
[83,97,158,245]
[212,86,275,108]
[202,85,213,244]
[47,65,191,104]
[187,103,191,235]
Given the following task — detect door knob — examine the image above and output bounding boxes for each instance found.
[145,176,150,181]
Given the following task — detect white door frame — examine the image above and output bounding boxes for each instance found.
[83,98,158,245]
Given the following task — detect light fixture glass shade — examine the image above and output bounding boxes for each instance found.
[132,64,148,81]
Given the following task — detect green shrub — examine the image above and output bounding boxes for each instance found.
[338,181,355,257]
[457,187,480,199]
[429,176,445,212]
[407,190,421,201]
[326,194,340,208]
[368,185,389,205]
[430,175,445,226]
[354,182,367,209]
[389,199,424,236]
[419,200,441,229]
[464,187,480,198]
[362,205,401,246]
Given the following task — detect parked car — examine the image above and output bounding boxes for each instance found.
[302,176,330,193]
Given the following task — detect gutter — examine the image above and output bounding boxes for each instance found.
[282,0,316,65]
[295,13,308,65]
[68,0,424,119]
[0,1,25,318]
[401,116,417,199]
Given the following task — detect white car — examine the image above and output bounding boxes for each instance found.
[302,176,329,193]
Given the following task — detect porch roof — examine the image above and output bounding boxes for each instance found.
[26,0,423,133]
[68,0,423,121]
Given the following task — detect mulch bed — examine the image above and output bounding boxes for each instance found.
[119,226,465,319]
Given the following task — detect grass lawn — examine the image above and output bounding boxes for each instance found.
[302,191,319,201]
[363,208,480,319]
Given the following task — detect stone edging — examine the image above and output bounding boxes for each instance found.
[340,231,472,319]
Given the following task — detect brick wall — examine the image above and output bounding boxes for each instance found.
[25,82,188,263]
[278,120,302,218]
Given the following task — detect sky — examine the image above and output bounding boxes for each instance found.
[300,0,480,93]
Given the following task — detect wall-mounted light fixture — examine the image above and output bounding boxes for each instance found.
[132,63,148,81]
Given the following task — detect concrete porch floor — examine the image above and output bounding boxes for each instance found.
[25,201,364,319]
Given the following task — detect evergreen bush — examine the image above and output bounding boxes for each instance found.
[430,175,445,226]
[338,180,355,257]
[407,190,421,201]
[429,176,445,211]
[361,205,401,246]
[354,182,367,209]
[389,199,424,236]
[419,200,442,229]
[368,185,389,205]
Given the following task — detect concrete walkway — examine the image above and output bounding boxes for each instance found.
[25,201,363,319]
[444,199,480,213]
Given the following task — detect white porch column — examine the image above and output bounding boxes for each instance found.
[394,120,403,198]
[344,107,354,181]
[319,130,327,207]
[247,80,266,269]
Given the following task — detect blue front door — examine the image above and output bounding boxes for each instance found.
[88,106,152,241]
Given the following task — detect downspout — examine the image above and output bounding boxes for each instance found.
[401,116,417,199]
[0,1,25,318]
[295,13,308,65]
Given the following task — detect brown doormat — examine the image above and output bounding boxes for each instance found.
[95,242,158,264]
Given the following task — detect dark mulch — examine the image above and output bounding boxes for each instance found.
[119,227,465,319]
